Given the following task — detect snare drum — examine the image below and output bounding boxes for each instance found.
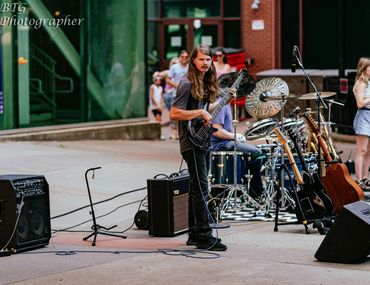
[210,151,251,185]
[244,118,278,140]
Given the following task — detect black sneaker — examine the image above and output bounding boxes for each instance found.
[195,237,227,251]
[186,236,198,246]
[186,235,221,246]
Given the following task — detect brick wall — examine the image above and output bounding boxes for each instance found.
[242,0,276,77]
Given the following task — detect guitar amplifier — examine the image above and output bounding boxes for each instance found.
[147,171,189,237]
[0,175,51,253]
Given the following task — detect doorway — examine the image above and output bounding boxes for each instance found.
[160,19,220,68]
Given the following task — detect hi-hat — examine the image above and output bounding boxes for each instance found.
[245,77,289,119]
[298,92,336,100]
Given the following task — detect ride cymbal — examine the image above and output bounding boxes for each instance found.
[298,92,336,100]
[245,77,289,119]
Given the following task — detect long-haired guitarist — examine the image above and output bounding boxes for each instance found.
[170,44,229,251]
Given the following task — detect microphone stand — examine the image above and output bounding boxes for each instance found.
[83,167,127,246]
[294,48,327,176]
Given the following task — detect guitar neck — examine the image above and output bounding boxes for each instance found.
[288,129,309,173]
[273,128,303,185]
[210,94,230,121]
[303,114,333,163]
[210,69,246,121]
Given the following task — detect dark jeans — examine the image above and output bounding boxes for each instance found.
[182,148,213,237]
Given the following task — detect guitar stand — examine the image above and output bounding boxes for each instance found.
[83,167,127,246]
[273,164,327,235]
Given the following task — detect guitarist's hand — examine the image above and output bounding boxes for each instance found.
[228,88,237,101]
[200,109,212,125]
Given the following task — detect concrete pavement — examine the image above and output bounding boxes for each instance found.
[0,124,369,285]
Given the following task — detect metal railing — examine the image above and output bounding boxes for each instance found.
[29,43,74,120]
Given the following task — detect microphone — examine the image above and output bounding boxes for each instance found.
[291,46,297,73]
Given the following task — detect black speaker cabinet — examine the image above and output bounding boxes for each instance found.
[147,173,189,237]
[315,201,370,263]
[0,175,51,253]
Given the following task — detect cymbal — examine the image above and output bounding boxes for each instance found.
[218,70,256,97]
[298,92,336,100]
[246,77,289,119]
[261,94,297,101]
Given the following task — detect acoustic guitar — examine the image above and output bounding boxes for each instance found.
[303,113,364,214]
[274,127,326,221]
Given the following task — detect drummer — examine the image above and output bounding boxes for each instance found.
[210,103,265,201]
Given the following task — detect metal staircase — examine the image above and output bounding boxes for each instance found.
[29,43,74,123]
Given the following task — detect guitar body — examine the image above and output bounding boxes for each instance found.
[303,113,365,214]
[187,120,217,150]
[274,127,327,222]
[310,172,333,215]
[187,69,249,149]
[320,163,365,214]
[286,127,333,216]
[295,172,326,220]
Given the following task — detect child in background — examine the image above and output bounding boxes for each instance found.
[149,73,165,139]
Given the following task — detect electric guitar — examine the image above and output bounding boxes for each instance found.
[273,127,326,221]
[303,113,364,214]
[187,68,249,150]
[287,127,333,216]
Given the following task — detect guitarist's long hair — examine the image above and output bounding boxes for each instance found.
[188,44,218,103]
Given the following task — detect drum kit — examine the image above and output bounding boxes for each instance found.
[209,73,343,221]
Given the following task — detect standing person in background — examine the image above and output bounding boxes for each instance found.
[213,48,232,78]
[166,50,189,139]
[353,57,370,190]
[149,72,165,139]
[170,44,227,251]
[161,57,179,122]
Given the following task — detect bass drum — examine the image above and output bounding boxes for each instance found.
[244,118,278,140]
[210,151,250,185]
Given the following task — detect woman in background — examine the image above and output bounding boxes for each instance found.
[353,57,370,190]
[213,48,232,78]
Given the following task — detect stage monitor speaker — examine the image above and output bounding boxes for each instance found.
[147,173,189,237]
[0,175,51,253]
[315,200,370,263]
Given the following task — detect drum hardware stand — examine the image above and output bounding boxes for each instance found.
[269,95,298,211]
[218,92,263,217]
[83,167,127,246]
[244,155,253,199]
[276,95,290,208]
[261,144,291,213]
[323,98,345,133]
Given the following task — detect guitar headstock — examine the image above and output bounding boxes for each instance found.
[303,113,319,135]
[273,127,288,146]
[286,126,298,142]
[238,68,249,78]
